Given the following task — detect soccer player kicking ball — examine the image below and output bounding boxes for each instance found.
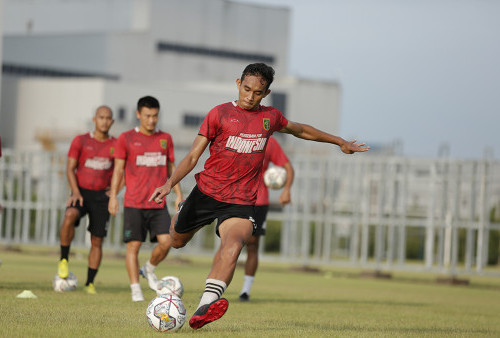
[57,106,116,295]
[149,63,370,329]
[108,96,183,302]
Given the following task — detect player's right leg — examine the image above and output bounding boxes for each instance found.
[58,207,80,278]
[126,240,144,302]
[141,234,171,291]
[189,217,253,330]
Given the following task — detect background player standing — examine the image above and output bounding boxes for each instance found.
[108,96,182,302]
[238,136,294,301]
[57,106,115,295]
[150,63,369,329]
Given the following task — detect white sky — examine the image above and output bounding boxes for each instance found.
[237,0,500,159]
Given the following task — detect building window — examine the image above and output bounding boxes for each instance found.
[157,41,275,64]
[183,113,205,127]
[117,107,126,121]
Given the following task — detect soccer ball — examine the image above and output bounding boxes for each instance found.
[52,272,78,292]
[264,166,287,189]
[146,294,186,332]
[156,276,184,298]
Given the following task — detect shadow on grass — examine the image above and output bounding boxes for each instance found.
[235,297,427,307]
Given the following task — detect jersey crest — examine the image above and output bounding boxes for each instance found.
[109,147,114,155]
[160,139,167,149]
[263,118,271,131]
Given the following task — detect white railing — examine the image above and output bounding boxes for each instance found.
[1,149,499,276]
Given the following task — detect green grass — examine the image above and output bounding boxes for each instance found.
[1,245,500,337]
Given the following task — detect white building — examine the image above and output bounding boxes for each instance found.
[1,0,340,152]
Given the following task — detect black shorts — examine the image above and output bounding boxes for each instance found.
[123,207,171,243]
[175,185,256,237]
[253,205,269,236]
[68,187,110,238]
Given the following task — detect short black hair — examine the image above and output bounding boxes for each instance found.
[241,63,275,90]
[137,96,160,111]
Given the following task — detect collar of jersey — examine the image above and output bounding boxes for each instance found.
[135,127,159,134]
[232,100,262,112]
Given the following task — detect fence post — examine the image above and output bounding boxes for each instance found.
[425,161,438,269]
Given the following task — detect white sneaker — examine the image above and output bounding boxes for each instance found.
[131,285,144,302]
[140,264,159,291]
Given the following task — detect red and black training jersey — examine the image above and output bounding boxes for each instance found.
[67,132,116,191]
[255,136,290,206]
[196,102,289,205]
[114,128,175,209]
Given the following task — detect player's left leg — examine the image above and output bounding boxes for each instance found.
[240,234,260,301]
[85,191,109,294]
[240,205,267,301]
[85,234,103,294]
[189,217,253,330]
[58,207,81,278]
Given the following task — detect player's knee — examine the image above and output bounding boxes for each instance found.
[64,208,79,221]
[221,241,244,260]
[90,235,103,247]
[171,235,187,249]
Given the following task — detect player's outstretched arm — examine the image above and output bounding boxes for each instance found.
[149,135,210,204]
[108,158,125,216]
[66,157,83,207]
[280,121,370,154]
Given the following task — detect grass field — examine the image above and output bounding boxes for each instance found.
[1,245,499,337]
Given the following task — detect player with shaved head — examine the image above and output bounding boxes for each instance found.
[57,105,116,295]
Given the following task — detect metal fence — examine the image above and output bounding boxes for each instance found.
[1,149,499,276]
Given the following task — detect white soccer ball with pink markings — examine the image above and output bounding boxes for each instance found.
[146,294,186,332]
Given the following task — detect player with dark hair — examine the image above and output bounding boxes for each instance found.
[108,95,182,302]
[57,106,116,295]
[238,136,294,301]
[150,63,369,329]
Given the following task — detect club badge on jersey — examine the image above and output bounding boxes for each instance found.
[263,118,270,131]
[160,139,167,149]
